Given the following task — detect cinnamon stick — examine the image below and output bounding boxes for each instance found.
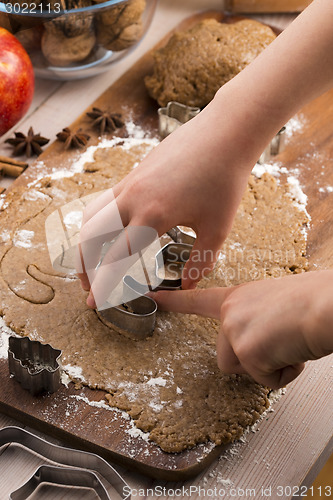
[0,163,26,178]
[0,156,28,178]
[0,155,28,168]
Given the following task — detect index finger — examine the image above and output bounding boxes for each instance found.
[149,287,233,319]
[81,183,124,225]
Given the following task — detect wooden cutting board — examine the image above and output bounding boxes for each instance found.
[1,10,333,481]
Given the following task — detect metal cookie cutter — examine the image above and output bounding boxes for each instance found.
[97,277,158,341]
[11,465,110,500]
[0,426,130,500]
[167,226,196,246]
[258,126,286,164]
[8,336,62,396]
[97,227,196,341]
[158,101,200,138]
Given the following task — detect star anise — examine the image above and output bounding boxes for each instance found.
[5,127,50,157]
[86,107,125,135]
[56,128,90,150]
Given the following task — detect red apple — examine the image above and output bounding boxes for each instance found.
[0,27,35,136]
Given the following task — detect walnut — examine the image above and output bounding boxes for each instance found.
[94,0,145,51]
[49,0,94,38]
[15,26,44,52]
[42,23,96,66]
[41,0,96,66]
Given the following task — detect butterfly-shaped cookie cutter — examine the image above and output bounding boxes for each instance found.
[97,227,196,340]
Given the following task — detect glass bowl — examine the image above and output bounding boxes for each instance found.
[0,0,157,80]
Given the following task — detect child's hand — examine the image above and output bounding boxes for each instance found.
[78,101,255,308]
[77,0,333,309]
[150,271,333,389]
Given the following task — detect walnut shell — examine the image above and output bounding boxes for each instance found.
[15,26,44,52]
[46,0,94,38]
[97,20,143,51]
[94,0,145,51]
[42,26,96,66]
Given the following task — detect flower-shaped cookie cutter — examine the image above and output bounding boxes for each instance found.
[8,336,62,396]
[158,101,200,138]
[258,126,286,164]
[97,227,196,341]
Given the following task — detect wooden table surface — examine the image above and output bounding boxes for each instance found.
[0,1,332,499]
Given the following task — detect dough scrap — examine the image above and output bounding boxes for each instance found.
[145,18,276,107]
[0,142,308,453]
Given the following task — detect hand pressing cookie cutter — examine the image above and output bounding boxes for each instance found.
[258,126,286,164]
[0,426,130,500]
[158,101,200,138]
[97,227,196,341]
[8,336,62,396]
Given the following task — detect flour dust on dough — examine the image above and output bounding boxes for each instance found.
[0,141,308,452]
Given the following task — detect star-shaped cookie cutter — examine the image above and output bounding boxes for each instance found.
[158,101,200,138]
[97,227,196,340]
[8,336,62,396]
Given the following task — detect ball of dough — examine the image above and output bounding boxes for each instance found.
[145,18,276,108]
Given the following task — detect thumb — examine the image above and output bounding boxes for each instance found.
[149,287,231,319]
[181,233,222,290]
[274,363,305,389]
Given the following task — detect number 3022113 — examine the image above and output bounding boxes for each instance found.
[5,3,61,14]
[277,485,332,497]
